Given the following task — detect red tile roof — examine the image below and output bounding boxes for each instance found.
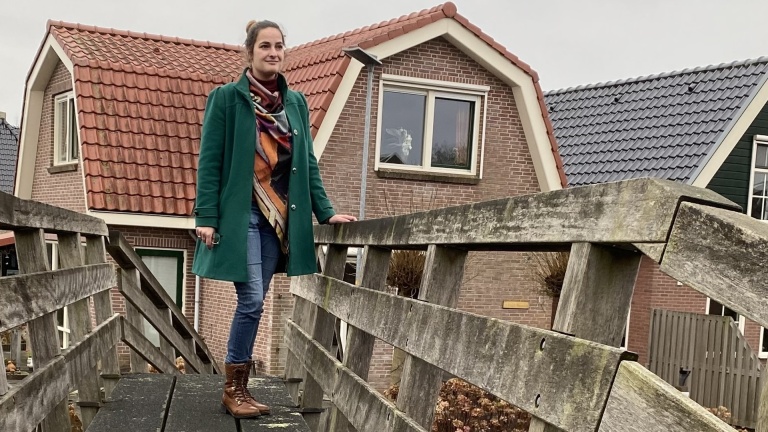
[47,1,565,217]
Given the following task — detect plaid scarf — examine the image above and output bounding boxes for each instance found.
[246,69,293,253]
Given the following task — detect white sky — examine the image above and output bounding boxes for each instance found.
[2,0,768,125]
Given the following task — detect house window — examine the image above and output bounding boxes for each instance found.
[749,136,768,220]
[46,242,70,349]
[707,298,745,333]
[376,76,486,176]
[760,327,767,359]
[137,248,185,346]
[53,92,78,165]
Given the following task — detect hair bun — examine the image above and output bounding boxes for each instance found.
[246,20,258,34]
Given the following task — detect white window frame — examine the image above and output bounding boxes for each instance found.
[758,326,767,359]
[747,135,768,222]
[621,309,630,350]
[53,91,78,165]
[706,297,746,333]
[374,75,488,177]
[46,242,70,349]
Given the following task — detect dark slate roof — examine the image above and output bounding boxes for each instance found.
[0,118,19,195]
[545,57,768,187]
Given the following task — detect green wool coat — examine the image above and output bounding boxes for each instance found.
[192,70,336,282]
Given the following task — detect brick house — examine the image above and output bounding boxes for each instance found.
[545,57,768,365]
[13,2,567,386]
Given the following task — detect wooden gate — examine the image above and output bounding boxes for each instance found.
[648,309,764,428]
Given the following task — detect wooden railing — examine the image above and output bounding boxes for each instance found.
[0,191,218,432]
[283,178,768,432]
[649,309,763,428]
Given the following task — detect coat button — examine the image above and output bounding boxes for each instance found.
[291,204,296,210]
[292,167,297,174]
[293,129,299,135]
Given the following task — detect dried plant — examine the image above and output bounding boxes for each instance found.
[530,252,569,298]
[386,379,530,431]
[68,403,83,432]
[387,250,426,299]
[705,406,748,431]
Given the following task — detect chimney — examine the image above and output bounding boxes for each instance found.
[0,111,5,120]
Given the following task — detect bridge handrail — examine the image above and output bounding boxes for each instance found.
[0,191,217,431]
[283,178,765,431]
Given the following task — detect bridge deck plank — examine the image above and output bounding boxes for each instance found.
[90,373,310,432]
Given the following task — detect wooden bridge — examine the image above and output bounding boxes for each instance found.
[0,178,766,431]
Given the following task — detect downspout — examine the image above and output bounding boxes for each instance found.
[194,275,200,331]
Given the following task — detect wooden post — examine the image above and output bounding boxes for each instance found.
[529,242,641,431]
[328,246,391,432]
[758,370,767,432]
[158,308,176,366]
[15,229,71,432]
[118,268,146,373]
[395,245,467,430]
[57,233,101,429]
[301,244,347,431]
[0,348,6,396]
[86,236,120,398]
[10,328,21,368]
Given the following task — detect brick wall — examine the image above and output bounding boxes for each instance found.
[309,37,546,392]
[30,61,87,212]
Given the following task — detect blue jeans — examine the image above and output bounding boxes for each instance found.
[225,204,281,364]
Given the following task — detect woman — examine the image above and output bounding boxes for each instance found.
[192,20,356,419]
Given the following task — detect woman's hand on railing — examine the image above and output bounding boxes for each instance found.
[328,214,357,224]
[195,226,217,250]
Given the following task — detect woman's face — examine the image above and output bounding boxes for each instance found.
[251,27,284,80]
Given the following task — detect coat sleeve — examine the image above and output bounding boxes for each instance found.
[194,86,226,229]
[299,92,336,224]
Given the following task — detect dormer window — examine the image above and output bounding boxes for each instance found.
[54,92,78,165]
[375,75,487,178]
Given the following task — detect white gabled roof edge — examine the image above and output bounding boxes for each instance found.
[312,18,562,192]
[15,34,75,199]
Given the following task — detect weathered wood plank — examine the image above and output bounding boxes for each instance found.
[397,245,467,430]
[239,375,312,432]
[121,268,148,373]
[599,362,734,431]
[633,243,665,263]
[0,191,108,235]
[302,244,347,431]
[14,228,71,431]
[0,315,122,432]
[107,230,219,373]
[58,232,102,430]
[285,320,426,432]
[85,235,121,398]
[117,267,203,373]
[329,246,391,432]
[163,374,237,432]
[87,374,175,432]
[121,318,181,375]
[531,242,641,432]
[0,349,6,396]
[0,264,115,333]
[158,307,177,364]
[291,274,634,432]
[661,202,768,329]
[553,242,641,346]
[758,369,767,432]
[314,178,739,248]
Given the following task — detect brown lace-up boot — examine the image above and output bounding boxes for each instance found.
[241,361,271,415]
[221,363,261,418]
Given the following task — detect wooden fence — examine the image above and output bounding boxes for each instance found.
[649,309,764,428]
[282,178,768,432]
[0,191,219,431]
